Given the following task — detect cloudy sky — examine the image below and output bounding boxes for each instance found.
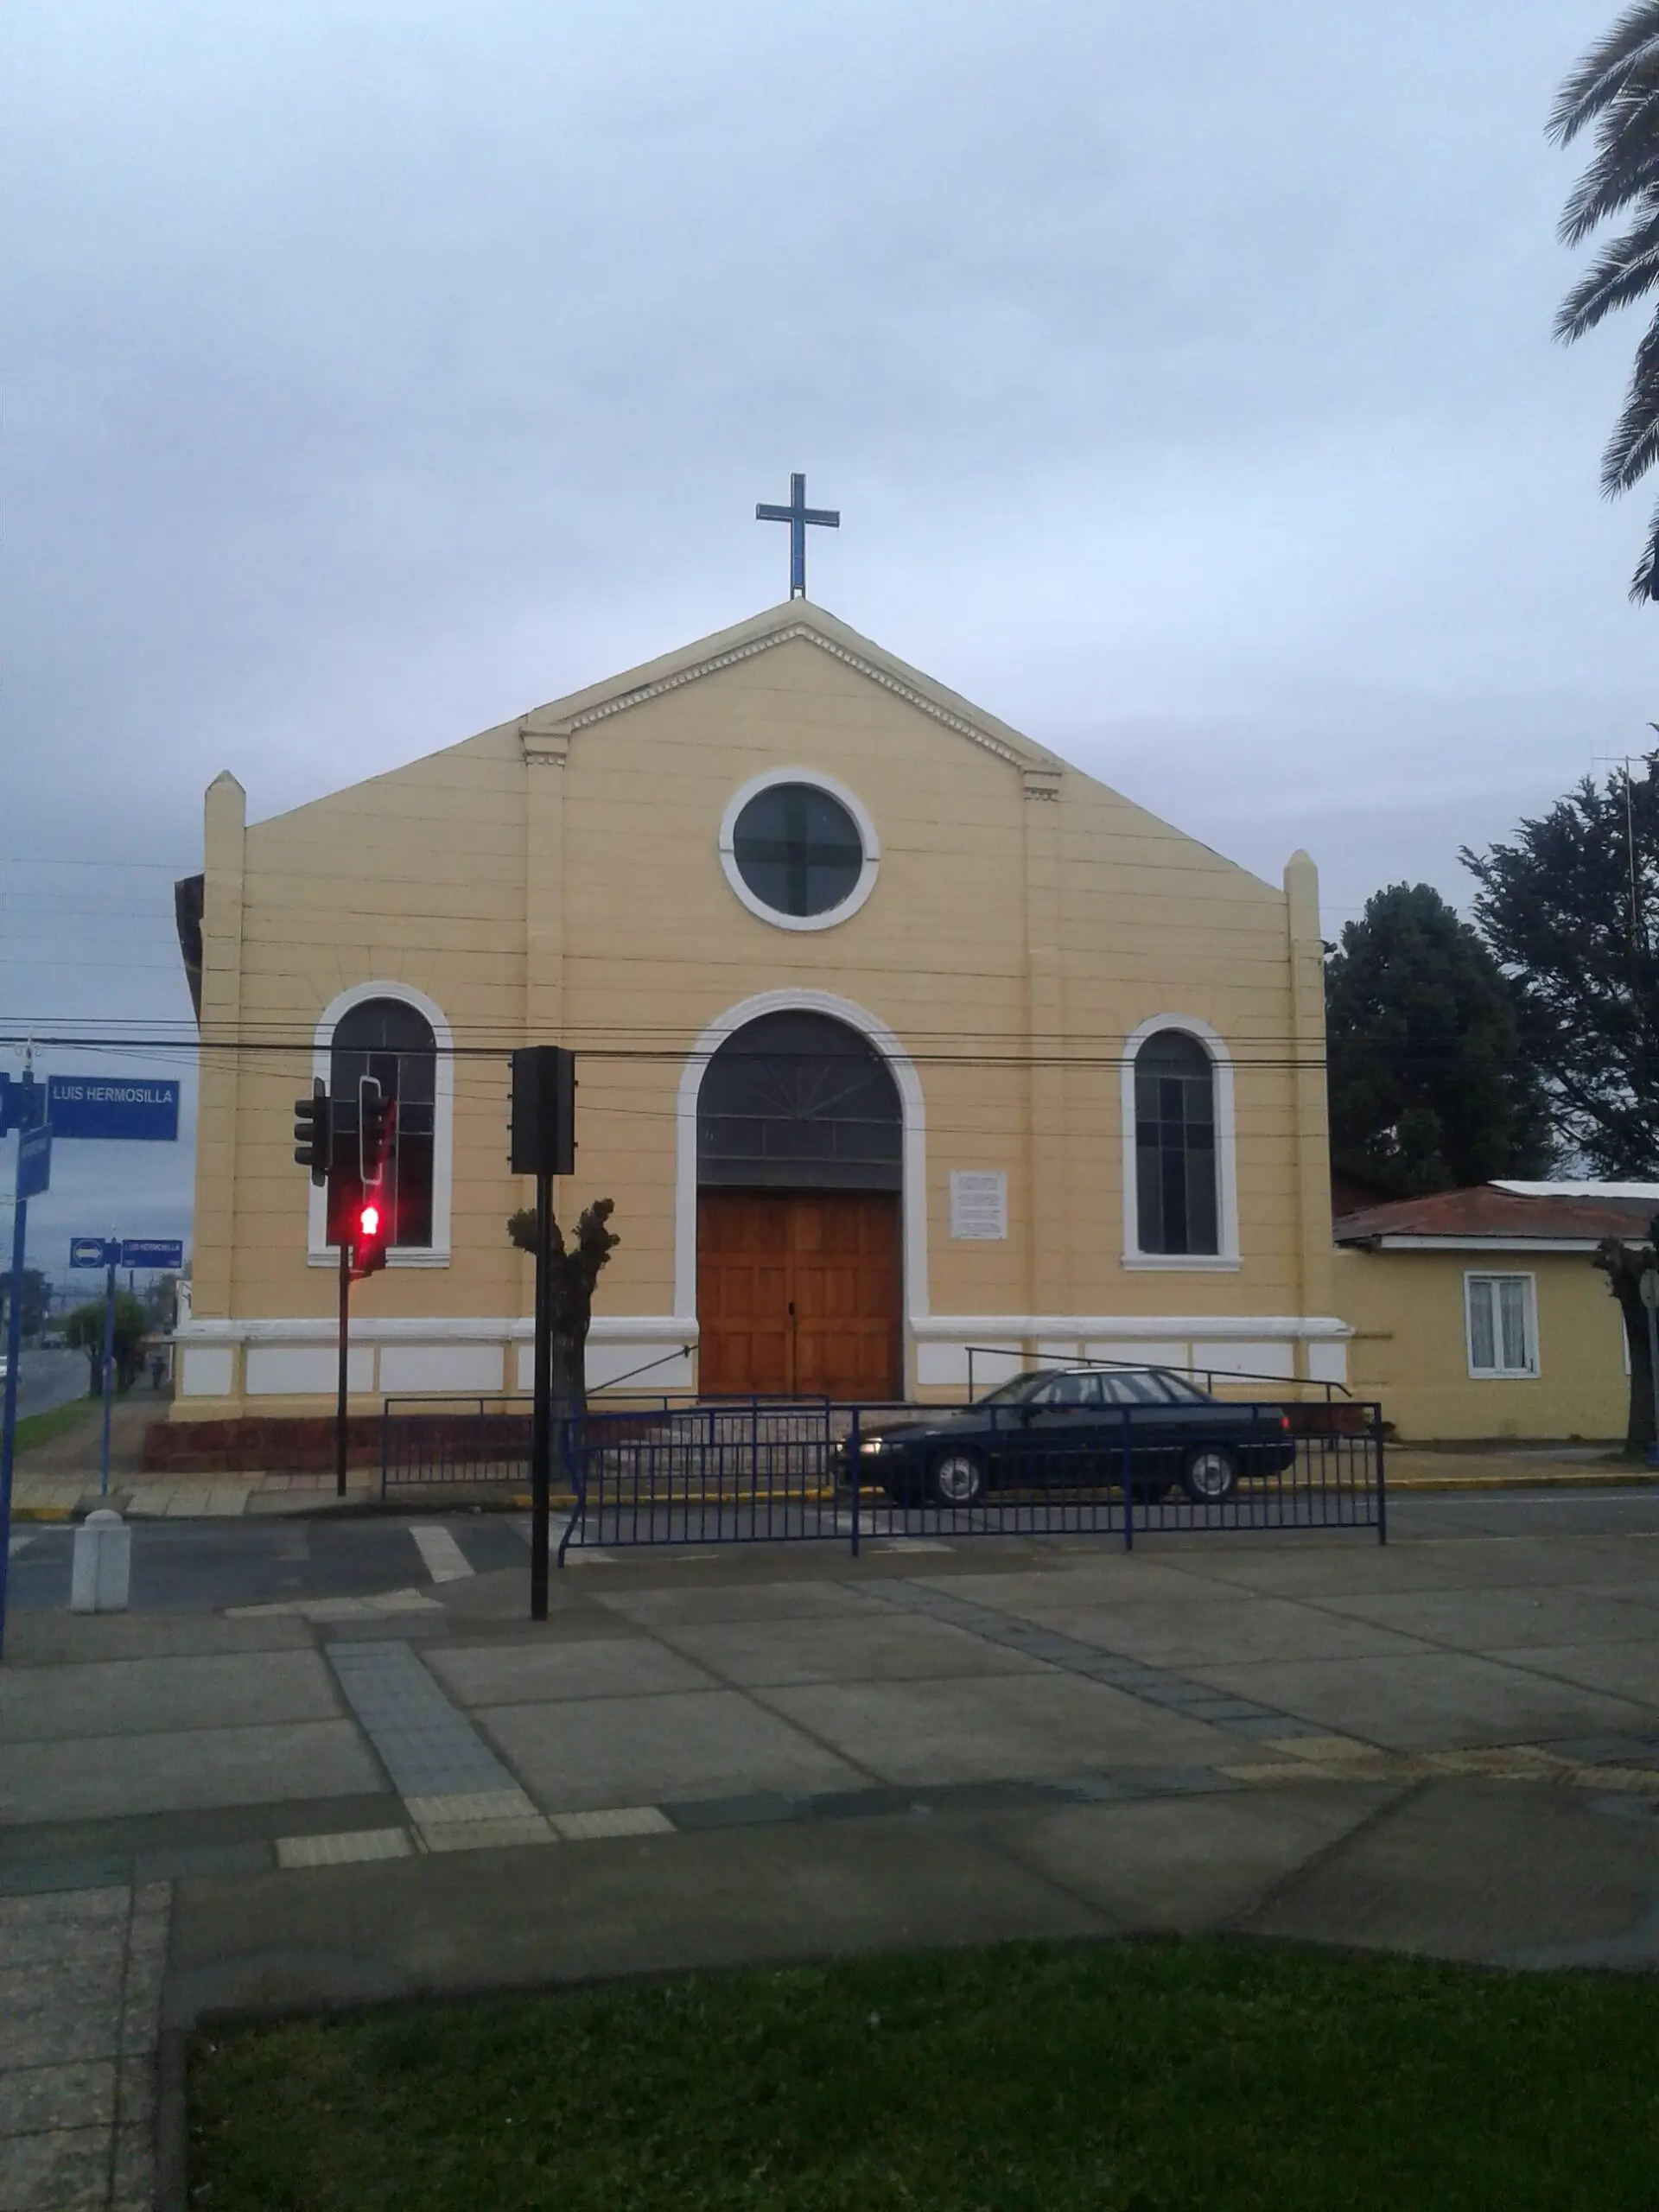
[3,0,1654,1268]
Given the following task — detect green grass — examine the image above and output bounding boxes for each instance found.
[12,1396,97,1454]
[187,1938,1659,2211]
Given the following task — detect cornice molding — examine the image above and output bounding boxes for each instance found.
[518,721,569,766]
[544,623,1029,767]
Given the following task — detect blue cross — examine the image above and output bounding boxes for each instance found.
[755,472,839,600]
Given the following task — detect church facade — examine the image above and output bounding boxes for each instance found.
[173,599,1344,1421]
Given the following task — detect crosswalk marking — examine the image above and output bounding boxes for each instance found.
[409,1524,474,1583]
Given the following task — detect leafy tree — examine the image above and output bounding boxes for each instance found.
[505,1198,620,1424]
[1325,884,1553,1196]
[1551,3,1659,599]
[1462,765,1659,1173]
[62,1293,149,1395]
[0,1268,51,1338]
[141,1273,179,1331]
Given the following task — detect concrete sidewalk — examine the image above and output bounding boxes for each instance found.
[3,1520,1658,2207]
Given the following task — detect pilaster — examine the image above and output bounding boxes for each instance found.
[193,772,245,1332]
[521,720,569,1311]
[1284,849,1335,1324]
[1022,766,1068,1324]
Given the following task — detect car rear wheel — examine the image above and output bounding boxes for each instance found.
[930,1449,986,1508]
[1181,1445,1238,1503]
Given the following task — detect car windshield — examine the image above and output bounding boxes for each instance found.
[977,1367,1217,1407]
[976,1372,1059,1405]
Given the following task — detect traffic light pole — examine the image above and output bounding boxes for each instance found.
[336,1235,351,1500]
[530,1168,553,1621]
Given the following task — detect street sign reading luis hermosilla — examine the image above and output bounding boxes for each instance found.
[46,1076,180,1141]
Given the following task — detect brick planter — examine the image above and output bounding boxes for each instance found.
[142,1416,387,1475]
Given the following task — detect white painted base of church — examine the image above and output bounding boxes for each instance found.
[172,1311,1350,1408]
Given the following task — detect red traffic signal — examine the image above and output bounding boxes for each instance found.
[351,1195,391,1279]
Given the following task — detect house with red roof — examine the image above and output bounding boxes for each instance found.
[1332,1181,1654,1442]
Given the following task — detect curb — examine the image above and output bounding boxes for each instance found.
[1387,1471,1659,1493]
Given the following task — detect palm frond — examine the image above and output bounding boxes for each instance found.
[1549,2,1659,144]
[1602,310,1659,490]
[1628,495,1659,598]
[1557,92,1659,239]
[1555,213,1659,340]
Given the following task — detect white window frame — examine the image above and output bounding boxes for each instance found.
[1464,1271,1539,1379]
[306,980,454,1268]
[1121,1013,1240,1271]
[717,767,880,932]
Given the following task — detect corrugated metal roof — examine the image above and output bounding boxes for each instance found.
[1333,1183,1656,1245]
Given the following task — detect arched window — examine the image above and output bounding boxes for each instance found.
[329,996,437,1248]
[1133,1029,1218,1255]
[697,1011,901,1189]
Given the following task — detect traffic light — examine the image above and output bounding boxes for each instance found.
[510,1046,575,1176]
[293,1079,334,1186]
[350,1193,391,1279]
[359,1076,394,1185]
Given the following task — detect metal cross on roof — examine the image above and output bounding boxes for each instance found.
[755,471,839,600]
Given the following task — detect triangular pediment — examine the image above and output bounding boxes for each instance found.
[517,601,1060,773]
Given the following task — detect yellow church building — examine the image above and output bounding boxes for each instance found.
[169,598,1345,1426]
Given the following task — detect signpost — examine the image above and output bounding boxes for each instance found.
[0,1069,181,1661]
[68,1237,186,1499]
[0,1071,44,1662]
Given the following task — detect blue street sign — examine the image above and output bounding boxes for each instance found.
[17,1126,51,1200]
[120,1238,184,1271]
[70,1237,118,1269]
[45,1076,180,1142]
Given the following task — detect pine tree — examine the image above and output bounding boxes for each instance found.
[1326,884,1553,1195]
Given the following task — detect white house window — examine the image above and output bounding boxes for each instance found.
[1465,1274,1538,1378]
[718,769,880,932]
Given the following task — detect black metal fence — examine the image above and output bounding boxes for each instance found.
[555,1398,1385,1560]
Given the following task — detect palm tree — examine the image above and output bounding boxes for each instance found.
[1551,3,1659,600]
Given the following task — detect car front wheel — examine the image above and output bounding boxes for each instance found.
[1181,1444,1238,1503]
[930,1449,986,1509]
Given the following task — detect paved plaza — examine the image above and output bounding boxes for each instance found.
[3,1491,1657,2207]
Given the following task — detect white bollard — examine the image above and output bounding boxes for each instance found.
[69,1509,131,1614]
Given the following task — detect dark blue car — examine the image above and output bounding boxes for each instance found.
[840,1366,1296,1507]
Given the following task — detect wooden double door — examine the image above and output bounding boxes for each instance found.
[697,1190,902,1401]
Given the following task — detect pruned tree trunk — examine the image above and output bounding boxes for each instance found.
[508,1197,620,1427]
[1592,1235,1656,1455]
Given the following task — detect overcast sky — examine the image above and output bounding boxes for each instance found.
[3,0,1654,1270]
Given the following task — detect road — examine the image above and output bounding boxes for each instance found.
[4,1345,89,1421]
[4,1484,1656,1616]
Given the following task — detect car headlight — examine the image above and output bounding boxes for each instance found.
[858,1436,887,1454]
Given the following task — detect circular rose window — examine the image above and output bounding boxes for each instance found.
[719,772,880,931]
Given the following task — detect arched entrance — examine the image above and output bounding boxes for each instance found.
[696,1011,903,1398]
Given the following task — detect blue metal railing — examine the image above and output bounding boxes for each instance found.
[555,1396,1386,1561]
